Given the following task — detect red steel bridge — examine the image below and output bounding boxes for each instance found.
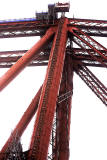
[0,2,106,160]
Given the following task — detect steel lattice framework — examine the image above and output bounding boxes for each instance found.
[0,3,106,160]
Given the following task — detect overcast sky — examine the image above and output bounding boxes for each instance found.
[0,0,107,160]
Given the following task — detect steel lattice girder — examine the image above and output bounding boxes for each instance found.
[0,48,107,68]
[69,27,107,67]
[0,18,106,38]
[0,27,56,91]
[73,62,107,106]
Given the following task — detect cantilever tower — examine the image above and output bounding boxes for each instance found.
[0,2,106,160]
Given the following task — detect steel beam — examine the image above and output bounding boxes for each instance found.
[0,18,107,38]
[0,27,55,91]
[28,18,68,160]
[0,48,107,68]
[69,27,107,67]
[0,86,42,159]
[54,55,73,160]
[74,63,107,106]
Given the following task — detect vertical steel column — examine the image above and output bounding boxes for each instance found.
[0,27,55,91]
[0,87,42,159]
[54,55,73,160]
[28,18,68,160]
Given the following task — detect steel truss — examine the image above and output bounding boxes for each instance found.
[0,13,106,160]
[0,18,106,38]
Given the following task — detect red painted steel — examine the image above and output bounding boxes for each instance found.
[66,56,73,139]
[69,27,107,67]
[0,86,42,159]
[0,10,106,160]
[0,27,56,91]
[0,18,107,38]
[54,55,73,160]
[74,62,107,106]
[0,50,27,55]
[0,48,107,68]
[70,27,107,59]
[28,18,68,160]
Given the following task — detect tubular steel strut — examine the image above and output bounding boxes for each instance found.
[28,18,68,160]
[0,27,56,91]
[0,86,42,159]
